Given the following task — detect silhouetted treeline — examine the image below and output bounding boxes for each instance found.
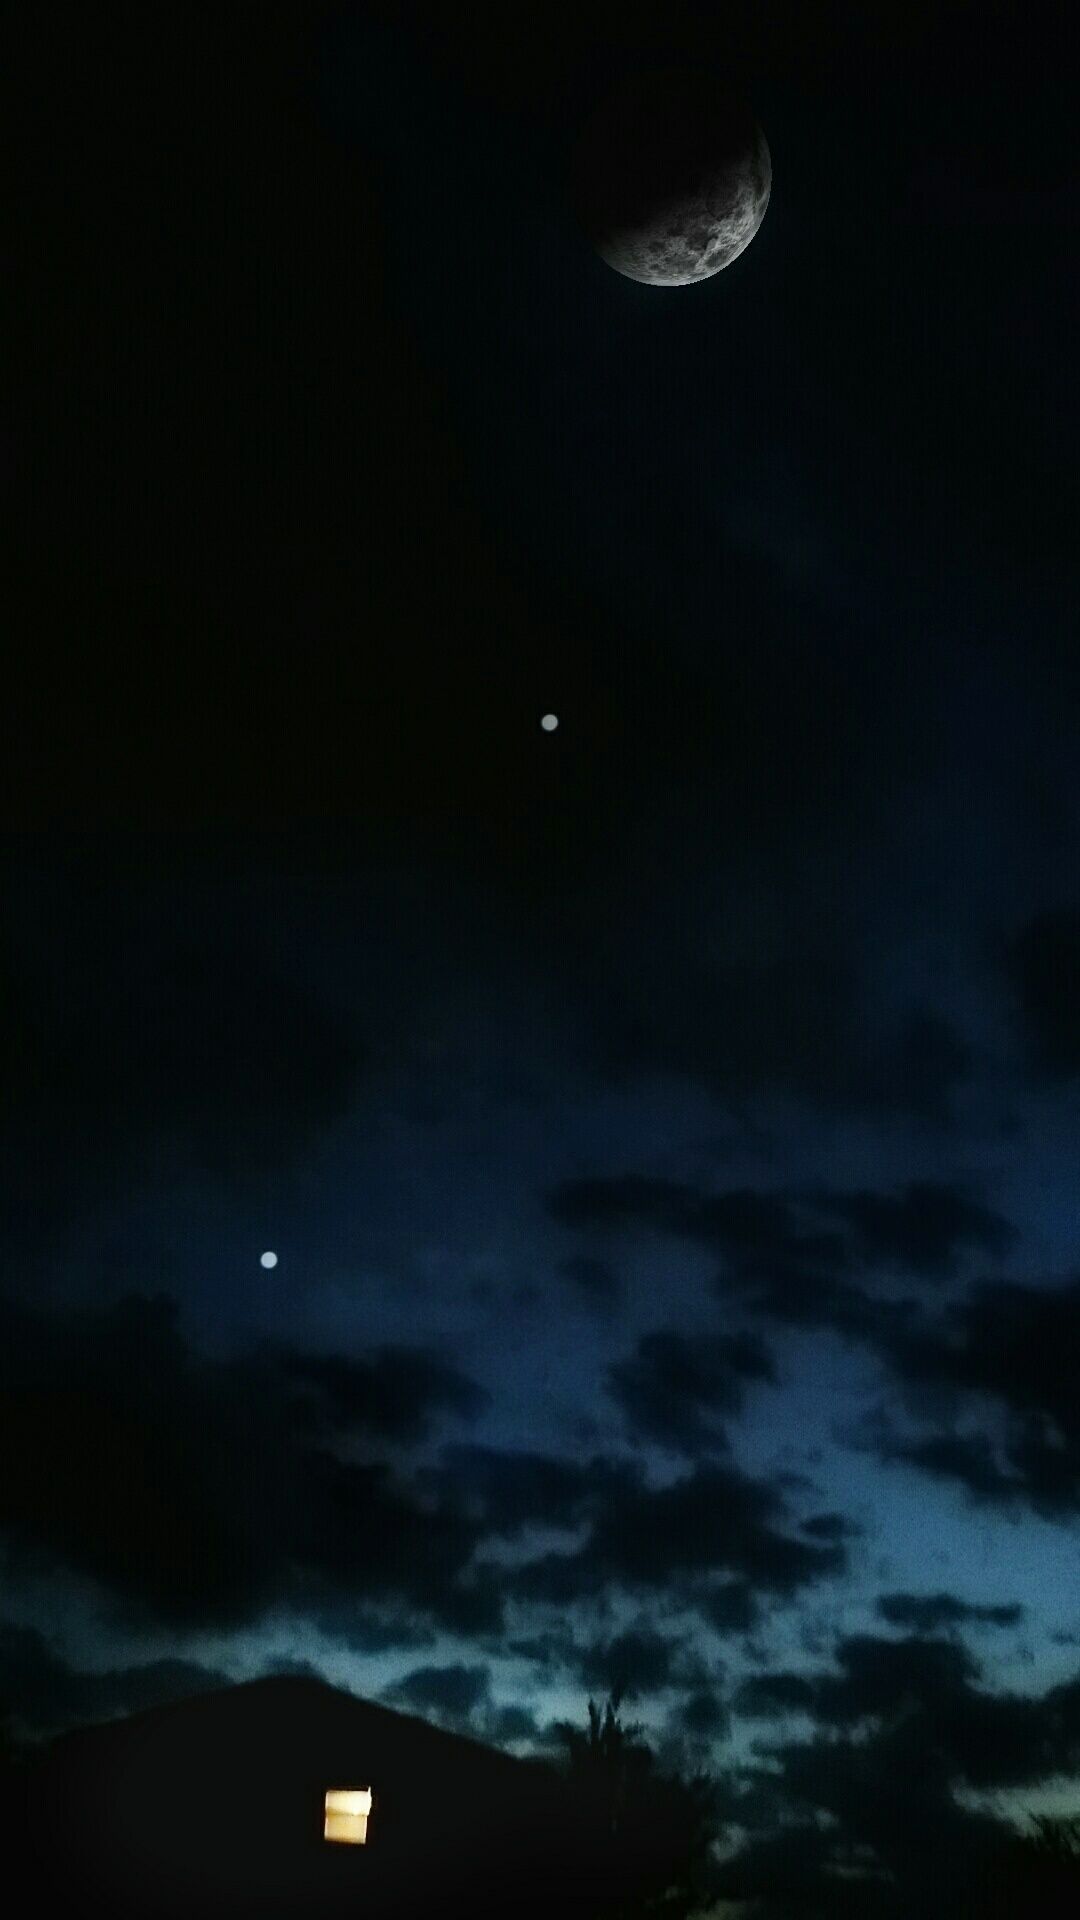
[550,1690,721,1920]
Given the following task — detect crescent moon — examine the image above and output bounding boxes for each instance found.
[572,68,772,287]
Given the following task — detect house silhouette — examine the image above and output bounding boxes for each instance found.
[25,1674,592,1919]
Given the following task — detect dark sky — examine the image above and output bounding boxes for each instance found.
[6,2,1080,1909]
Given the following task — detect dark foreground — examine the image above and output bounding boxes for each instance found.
[3,1677,1080,1919]
[6,1676,595,1919]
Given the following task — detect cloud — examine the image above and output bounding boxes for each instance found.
[508,1460,846,1607]
[738,1631,1080,1786]
[548,1171,1010,1345]
[548,1174,1008,1291]
[866,1424,1023,1505]
[694,1580,761,1635]
[801,1632,980,1726]
[0,1294,837,1684]
[800,1512,861,1543]
[736,1671,819,1718]
[299,1600,439,1656]
[382,1661,492,1730]
[506,1631,577,1673]
[286,1451,505,1639]
[378,1662,542,1751]
[547,1177,845,1272]
[428,1449,842,1626]
[656,1683,731,1780]
[606,1328,777,1456]
[1005,909,1080,1078]
[571,1627,694,1702]
[769,1719,1001,1894]
[864,1277,1080,1517]
[875,1593,1024,1634]
[733,1269,905,1340]
[670,1686,728,1739]
[424,1443,599,1537]
[0,1291,494,1637]
[547,1173,878,1336]
[277,1346,490,1444]
[0,1623,228,1738]
[726,1630,1080,1907]
[804,1181,1016,1277]
[483,1701,540,1745]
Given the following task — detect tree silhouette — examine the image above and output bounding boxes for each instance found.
[990,1811,1080,1917]
[1024,1813,1080,1858]
[551,1690,720,1920]
[939,1809,1080,1920]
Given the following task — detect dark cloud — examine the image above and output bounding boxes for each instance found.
[547,1173,873,1335]
[866,1278,1080,1516]
[738,1632,1080,1787]
[1005,909,1080,1078]
[548,1171,1009,1346]
[0,1292,840,1675]
[770,1718,1002,1899]
[382,1661,492,1730]
[656,1682,732,1781]
[726,1632,1080,1908]
[482,1702,540,1746]
[0,1623,228,1738]
[800,1512,861,1543]
[288,1451,505,1640]
[694,1580,761,1635]
[299,1601,438,1656]
[606,1328,777,1456]
[737,1270,905,1341]
[895,1276,1080,1434]
[736,1672,819,1718]
[806,1632,980,1725]
[876,1592,1024,1634]
[0,1291,494,1637]
[506,1632,576,1673]
[546,1177,844,1272]
[670,1687,728,1740]
[552,1179,1080,1524]
[548,1174,1009,1295]
[865,1423,1021,1505]
[424,1443,598,1536]
[805,1181,1016,1277]
[278,1347,490,1445]
[379,1661,542,1749]
[573,1628,687,1701]
[508,1461,846,1607]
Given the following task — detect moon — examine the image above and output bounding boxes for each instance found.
[571,67,771,287]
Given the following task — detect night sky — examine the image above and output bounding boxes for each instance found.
[6,1,1080,1908]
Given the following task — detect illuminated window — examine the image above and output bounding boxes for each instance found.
[323,1788,372,1844]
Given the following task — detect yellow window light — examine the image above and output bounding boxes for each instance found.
[323,1787,372,1844]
